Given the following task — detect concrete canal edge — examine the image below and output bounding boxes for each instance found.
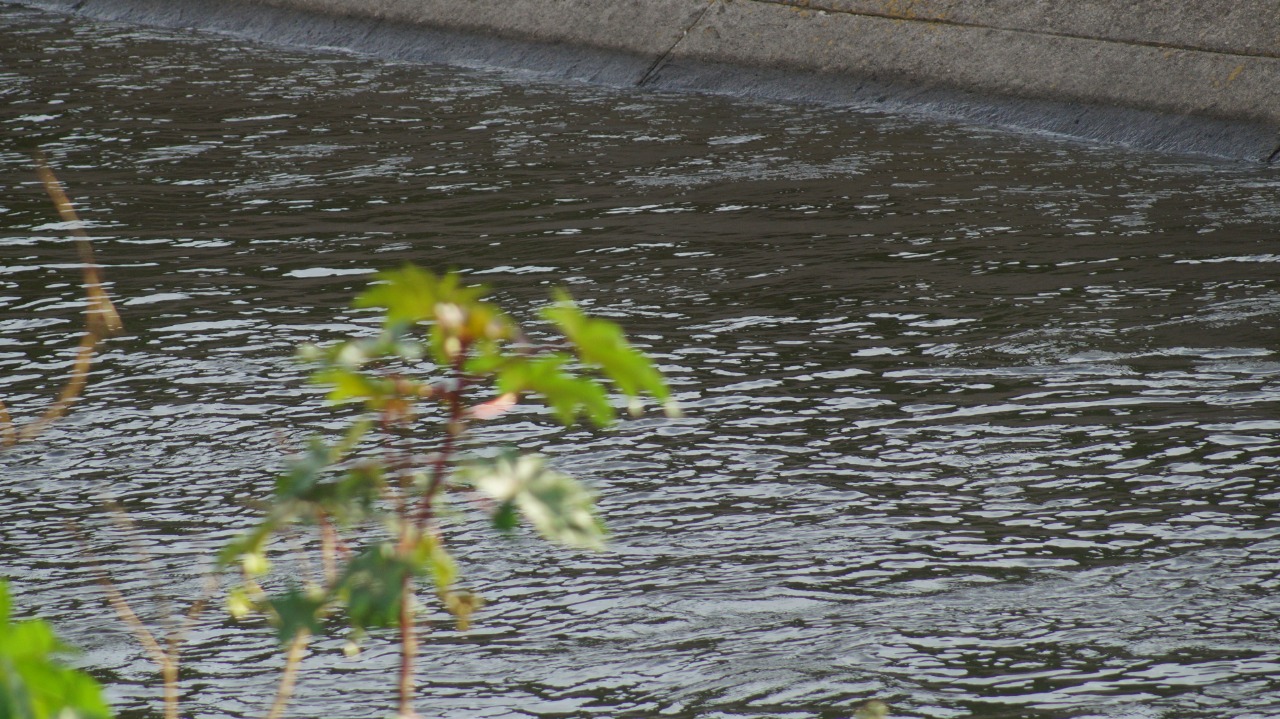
[14,0,1280,161]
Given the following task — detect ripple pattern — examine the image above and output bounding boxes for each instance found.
[3,5,1280,718]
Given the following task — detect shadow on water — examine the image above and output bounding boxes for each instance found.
[2,4,1280,718]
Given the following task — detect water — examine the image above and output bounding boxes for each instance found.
[3,4,1280,717]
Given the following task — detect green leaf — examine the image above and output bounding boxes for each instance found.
[409,533,457,594]
[494,354,614,427]
[264,586,326,644]
[336,543,415,631]
[353,264,451,326]
[217,424,384,579]
[491,501,518,535]
[541,292,672,415]
[459,452,607,551]
[327,462,385,525]
[355,266,516,366]
[216,519,276,570]
[0,581,112,719]
[274,438,332,501]
[312,367,395,406]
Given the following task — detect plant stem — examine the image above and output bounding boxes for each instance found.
[396,346,470,717]
[0,398,13,448]
[416,348,470,527]
[91,560,178,719]
[318,513,338,585]
[3,158,124,448]
[264,631,309,719]
[397,570,417,719]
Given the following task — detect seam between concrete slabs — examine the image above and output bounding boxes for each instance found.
[638,0,716,87]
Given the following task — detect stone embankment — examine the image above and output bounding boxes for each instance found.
[17,0,1280,160]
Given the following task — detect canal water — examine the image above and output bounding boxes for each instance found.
[3,4,1280,718]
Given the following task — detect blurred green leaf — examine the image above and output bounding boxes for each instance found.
[216,519,276,570]
[355,266,516,366]
[854,700,890,719]
[327,462,385,526]
[312,367,394,407]
[356,267,509,333]
[265,586,326,644]
[355,265,453,326]
[0,581,112,719]
[336,543,415,631]
[410,533,457,594]
[459,452,606,551]
[490,501,518,535]
[274,438,332,502]
[226,586,256,620]
[265,432,384,525]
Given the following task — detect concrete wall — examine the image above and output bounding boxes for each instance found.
[15,0,1280,160]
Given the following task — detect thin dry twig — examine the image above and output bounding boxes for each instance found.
[15,334,96,443]
[33,156,122,340]
[68,521,177,719]
[70,516,218,719]
[102,502,183,636]
[2,158,122,448]
[0,399,15,447]
[264,631,310,719]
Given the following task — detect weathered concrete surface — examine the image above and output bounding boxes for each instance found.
[13,0,692,85]
[667,1,1280,126]
[256,0,705,59]
[11,0,1280,161]
[764,1,1280,59]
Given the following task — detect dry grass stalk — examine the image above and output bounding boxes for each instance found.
[1,157,122,447]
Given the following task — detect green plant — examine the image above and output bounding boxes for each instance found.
[219,265,676,718]
[6,161,676,718]
[0,580,111,719]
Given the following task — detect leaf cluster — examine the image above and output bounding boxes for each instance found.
[218,266,673,663]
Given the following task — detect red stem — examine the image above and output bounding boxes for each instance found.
[396,341,470,717]
[415,346,469,527]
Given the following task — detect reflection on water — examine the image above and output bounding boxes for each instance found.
[3,4,1280,718]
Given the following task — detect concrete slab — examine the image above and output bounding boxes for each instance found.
[34,0,704,85]
[254,0,707,61]
[9,0,1280,160]
[668,1,1280,125]
[759,0,1280,60]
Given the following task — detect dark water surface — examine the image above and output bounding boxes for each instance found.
[4,4,1280,718]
